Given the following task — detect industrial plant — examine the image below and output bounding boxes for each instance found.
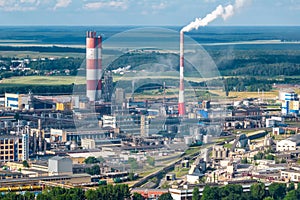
[0,26,299,199]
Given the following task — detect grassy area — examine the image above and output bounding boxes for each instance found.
[223,143,233,149]
[210,90,278,100]
[138,167,163,178]
[1,76,85,85]
[184,146,202,156]
[113,72,216,83]
[174,168,190,178]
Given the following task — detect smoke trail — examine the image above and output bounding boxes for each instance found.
[181,0,248,32]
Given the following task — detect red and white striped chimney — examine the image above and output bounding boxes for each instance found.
[86,31,102,102]
[178,31,185,116]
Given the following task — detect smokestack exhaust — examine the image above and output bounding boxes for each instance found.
[181,0,249,33]
[178,31,185,116]
[178,0,248,115]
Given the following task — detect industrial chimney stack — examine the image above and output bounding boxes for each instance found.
[178,31,185,116]
[86,31,102,102]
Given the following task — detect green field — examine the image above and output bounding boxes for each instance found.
[1,76,85,85]
[0,51,84,58]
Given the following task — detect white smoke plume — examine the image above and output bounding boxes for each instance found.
[181,0,248,32]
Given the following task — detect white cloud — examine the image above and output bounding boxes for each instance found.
[20,0,38,3]
[0,0,40,11]
[84,1,128,10]
[54,0,72,10]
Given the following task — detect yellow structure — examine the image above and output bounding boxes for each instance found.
[56,102,72,111]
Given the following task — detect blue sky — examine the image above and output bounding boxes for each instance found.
[0,0,299,26]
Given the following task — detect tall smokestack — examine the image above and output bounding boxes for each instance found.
[178,0,248,115]
[178,31,185,116]
[86,31,102,102]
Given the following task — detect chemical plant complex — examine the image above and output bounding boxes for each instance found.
[0,31,299,200]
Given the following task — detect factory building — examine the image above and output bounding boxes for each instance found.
[102,115,116,129]
[4,93,60,110]
[50,128,112,143]
[276,135,300,152]
[4,93,32,110]
[81,139,96,149]
[281,91,299,115]
[0,135,27,162]
[212,145,230,159]
[48,156,73,176]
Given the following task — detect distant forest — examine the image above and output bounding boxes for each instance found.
[0,48,299,92]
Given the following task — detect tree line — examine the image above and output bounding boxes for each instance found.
[1,182,299,200]
[0,84,80,95]
[193,182,299,200]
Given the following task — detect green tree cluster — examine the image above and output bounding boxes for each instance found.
[85,184,130,200]
[84,156,101,164]
[85,165,100,175]
[199,182,293,200]
[37,187,85,200]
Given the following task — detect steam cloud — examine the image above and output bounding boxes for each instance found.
[181,0,248,32]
